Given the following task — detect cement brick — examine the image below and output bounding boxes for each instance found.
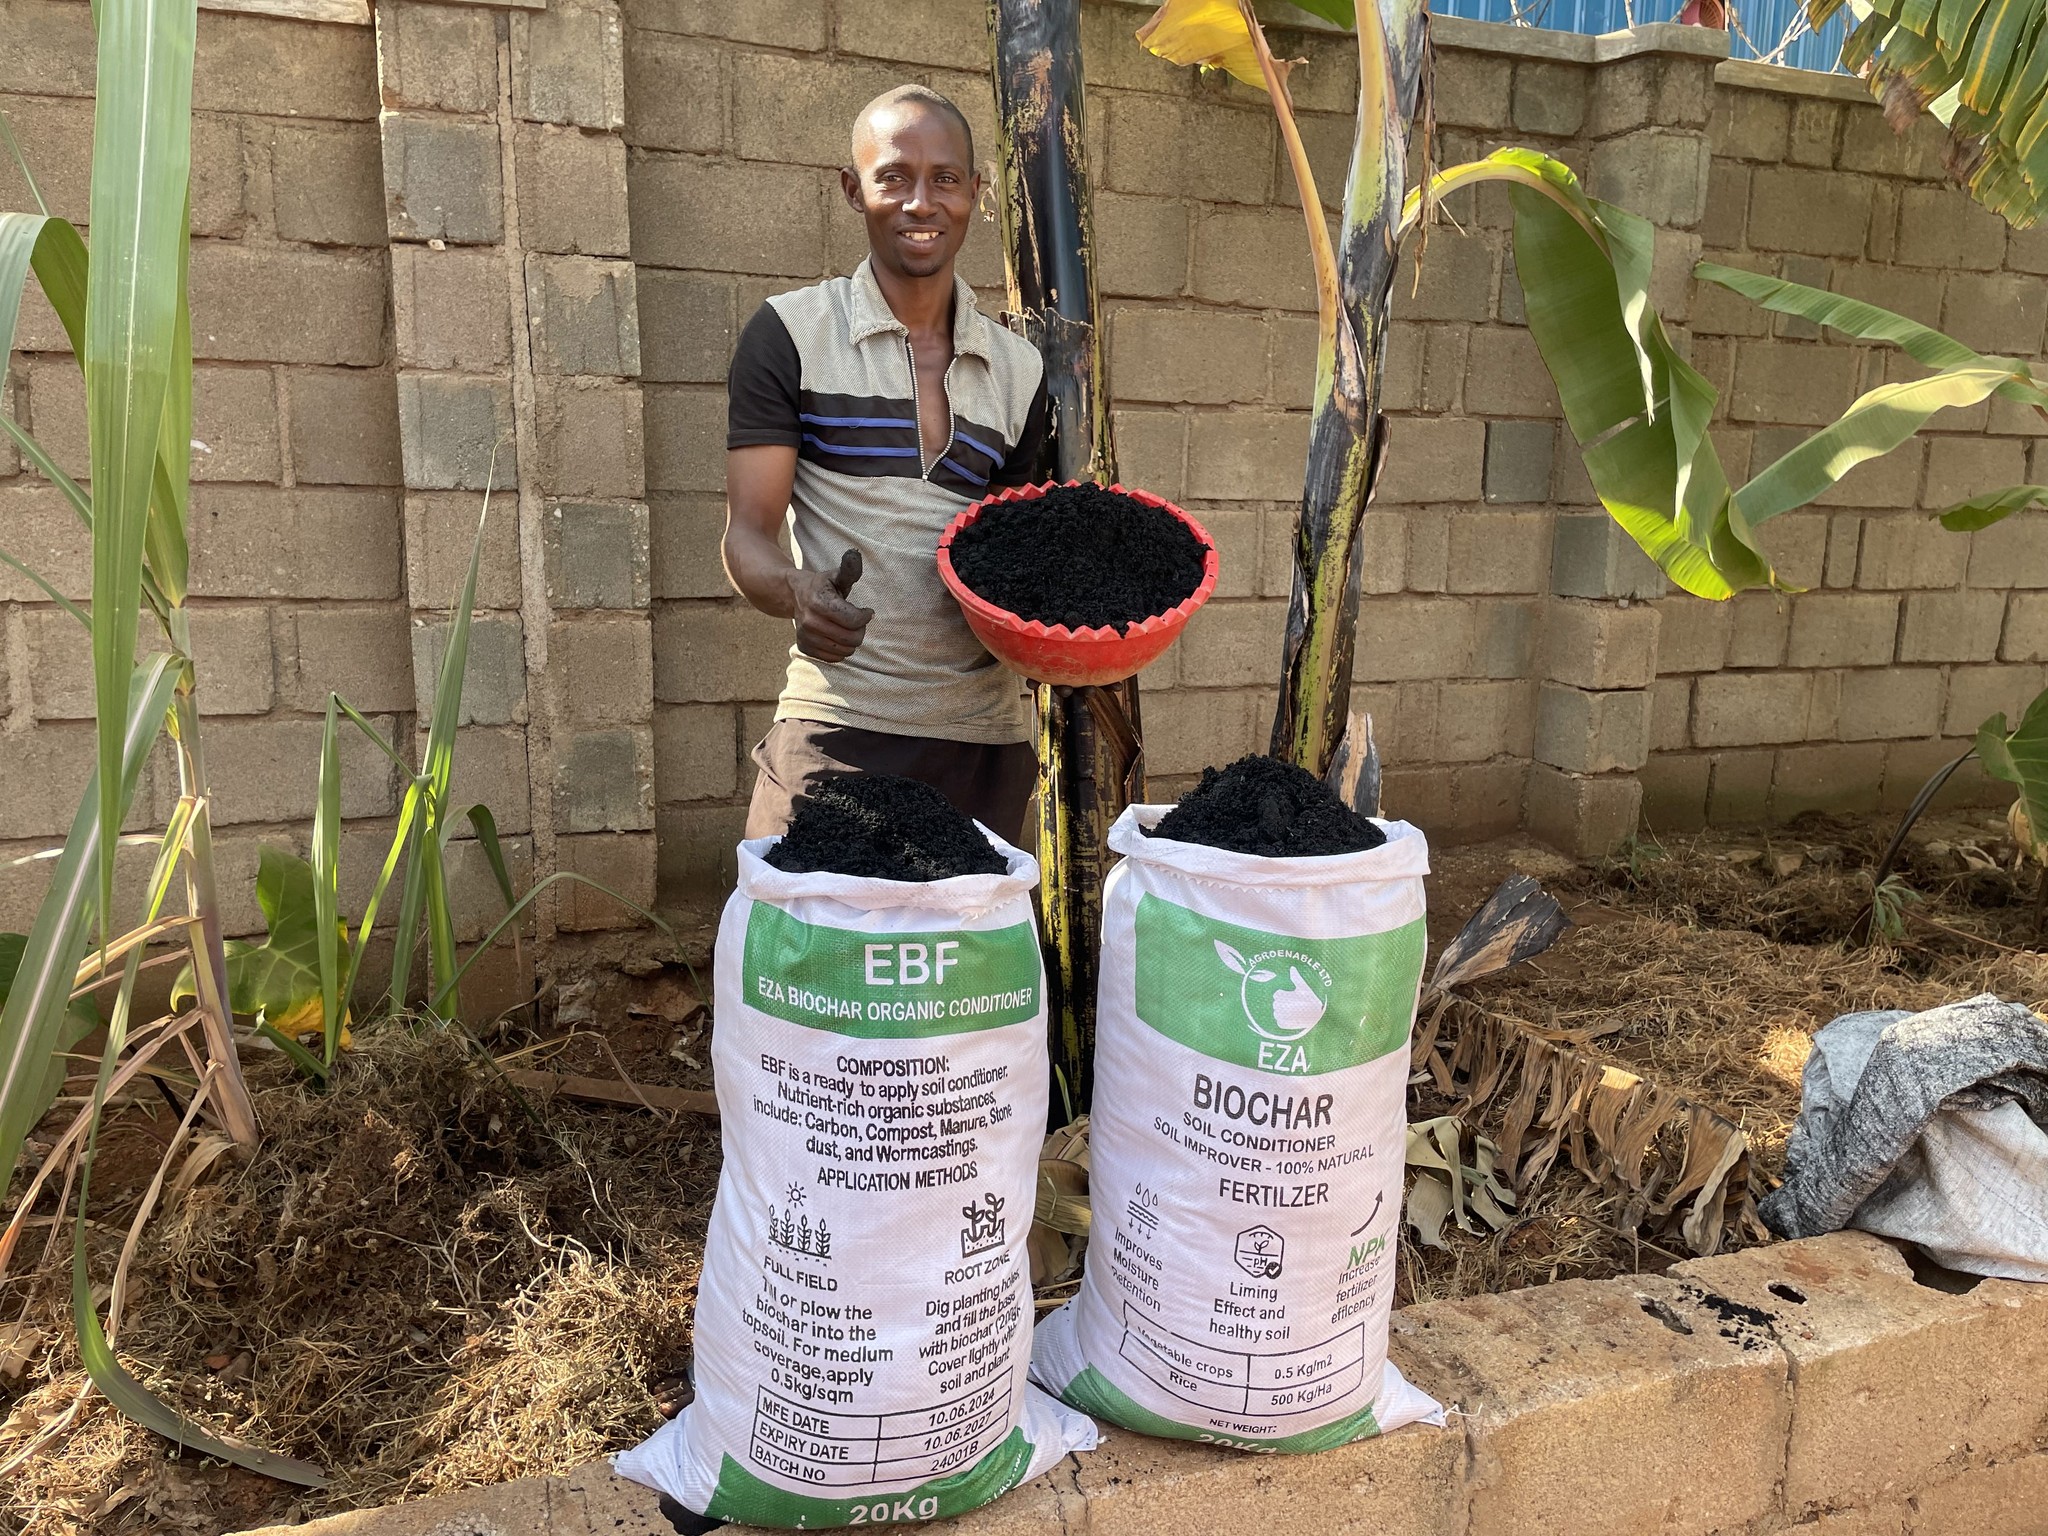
[554,726,654,833]
[1854,516,1966,589]
[1447,510,1550,594]
[1922,436,2030,512]
[653,600,791,703]
[1185,412,1312,502]
[0,726,148,840]
[377,1,498,115]
[1775,739,1885,815]
[1406,508,1453,593]
[1549,514,1667,605]
[1773,254,1831,339]
[1895,184,2006,270]
[1944,663,2045,736]
[656,802,748,898]
[1760,510,1828,591]
[1942,272,2048,357]
[1436,679,1534,762]
[642,385,727,496]
[1694,670,1815,746]
[1747,164,1873,257]
[1713,89,1788,160]
[438,834,537,948]
[1353,597,1478,683]
[636,271,738,385]
[1390,236,1495,323]
[192,8,377,120]
[1512,61,1587,137]
[1730,341,1861,426]
[1543,599,1659,690]
[1703,746,1773,823]
[2010,221,2048,274]
[1104,95,1273,208]
[26,606,276,720]
[1886,738,2008,812]
[1900,589,2006,662]
[0,480,90,604]
[514,0,626,130]
[203,715,399,826]
[1190,207,1318,313]
[1699,162,1748,250]
[1589,129,1712,229]
[1463,327,1560,418]
[516,124,632,258]
[2003,592,2048,661]
[411,614,528,726]
[624,29,724,154]
[546,501,650,611]
[190,366,281,485]
[1470,598,1543,679]
[1380,764,1454,833]
[1808,663,1843,738]
[1640,751,1710,830]
[1113,410,1189,502]
[654,702,737,803]
[1826,515,1864,585]
[731,51,902,169]
[289,368,402,488]
[1831,262,1946,331]
[406,491,524,612]
[444,726,533,838]
[1422,327,1471,412]
[1111,307,1266,406]
[629,153,823,275]
[1376,417,1485,504]
[1787,98,1841,166]
[1142,689,1261,778]
[1914,1454,2048,1535]
[1521,765,1646,859]
[1655,596,1733,672]
[1266,316,1321,411]
[1174,602,1282,689]
[380,114,504,246]
[549,614,654,727]
[525,255,641,378]
[535,378,645,500]
[189,245,385,367]
[398,375,517,494]
[190,487,403,601]
[1434,48,1514,130]
[648,493,734,601]
[557,830,657,931]
[1675,1232,2048,1516]
[1096,194,1189,300]
[1787,592,1900,668]
[391,246,513,375]
[1649,675,1692,751]
[0,0,98,99]
[289,606,414,714]
[265,121,385,250]
[1836,666,1940,741]
[1839,105,1947,178]
[628,0,825,48]
[1534,682,1650,773]
[834,0,983,68]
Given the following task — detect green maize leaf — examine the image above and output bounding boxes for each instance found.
[1739,367,2017,524]
[145,194,191,610]
[1977,692,2048,865]
[85,0,197,945]
[0,653,176,1185]
[1283,0,1356,26]
[464,804,517,909]
[1937,483,2048,530]
[0,410,94,526]
[0,932,99,1136]
[429,872,673,1019]
[1695,262,2048,408]
[314,694,342,1065]
[0,541,90,626]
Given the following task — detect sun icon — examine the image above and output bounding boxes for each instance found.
[785,1183,806,1207]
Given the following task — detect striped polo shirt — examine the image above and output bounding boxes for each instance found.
[727,259,1050,745]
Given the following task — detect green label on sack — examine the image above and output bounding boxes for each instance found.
[704,1430,1036,1527]
[1131,894,1425,1076]
[742,903,1042,1039]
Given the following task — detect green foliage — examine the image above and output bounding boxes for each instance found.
[1975,691,2048,863]
[169,847,348,1051]
[1868,872,1923,943]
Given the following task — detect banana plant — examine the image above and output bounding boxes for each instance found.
[1813,0,2048,227]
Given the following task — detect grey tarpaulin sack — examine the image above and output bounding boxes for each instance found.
[1762,994,2048,1280]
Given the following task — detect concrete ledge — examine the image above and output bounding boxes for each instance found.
[232,1233,2048,1536]
[1716,56,1877,102]
[1430,14,1731,64]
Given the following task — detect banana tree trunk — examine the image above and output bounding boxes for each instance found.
[1269,0,1432,776]
[989,0,1139,1120]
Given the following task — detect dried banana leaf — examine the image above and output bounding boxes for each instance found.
[1424,874,1574,998]
[1405,1114,1516,1249]
[1428,998,1767,1256]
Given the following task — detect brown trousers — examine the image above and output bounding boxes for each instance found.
[744,718,1039,846]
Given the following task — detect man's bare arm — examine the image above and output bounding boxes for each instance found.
[723,444,874,663]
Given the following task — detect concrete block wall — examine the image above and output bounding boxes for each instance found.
[0,0,412,943]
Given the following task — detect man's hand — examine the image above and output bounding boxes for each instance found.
[791,550,872,662]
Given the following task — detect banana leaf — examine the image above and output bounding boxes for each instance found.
[169,847,350,1046]
[1938,483,2048,530]
[1976,692,2048,863]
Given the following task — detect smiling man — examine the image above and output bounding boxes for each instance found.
[721,84,1052,845]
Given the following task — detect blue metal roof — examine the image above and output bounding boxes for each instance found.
[1430,0,1851,73]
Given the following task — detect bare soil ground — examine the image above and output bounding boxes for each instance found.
[4,810,2043,1533]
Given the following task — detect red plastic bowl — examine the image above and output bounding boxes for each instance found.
[936,480,1220,689]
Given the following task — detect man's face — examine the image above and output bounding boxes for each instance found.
[842,105,981,282]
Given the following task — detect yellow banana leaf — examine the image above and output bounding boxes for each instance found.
[1135,0,1287,91]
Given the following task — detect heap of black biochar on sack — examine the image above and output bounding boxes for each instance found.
[1149,754,1387,858]
[949,484,1208,633]
[766,771,1008,881]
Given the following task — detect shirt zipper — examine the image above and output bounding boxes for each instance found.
[904,335,957,480]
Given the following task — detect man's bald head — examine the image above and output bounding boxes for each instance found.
[851,84,975,169]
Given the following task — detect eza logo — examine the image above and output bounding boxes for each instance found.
[1214,940,1333,1044]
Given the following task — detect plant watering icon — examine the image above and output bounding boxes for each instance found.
[1215,939,1333,1043]
[960,1192,1007,1259]
[1235,1224,1284,1279]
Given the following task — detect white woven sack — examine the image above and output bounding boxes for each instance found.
[618,830,1095,1527]
[1033,805,1443,1450]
